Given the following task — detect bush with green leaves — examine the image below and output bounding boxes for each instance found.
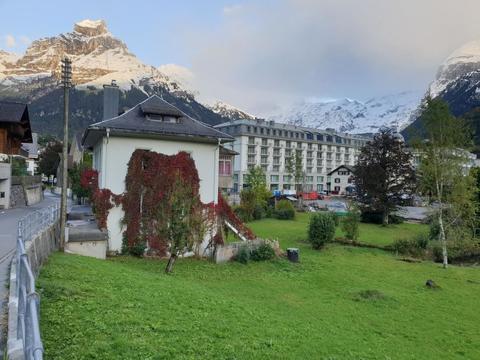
[274,199,296,220]
[250,243,275,261]
[392,233,429,258]
[253,204,266,220]
[341,210,360,241]
[308,212,336,249]
[235,245,250,264]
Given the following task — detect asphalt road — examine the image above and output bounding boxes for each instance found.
[0,192,60,355]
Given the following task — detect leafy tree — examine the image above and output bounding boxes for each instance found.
[163,173,202,274]
[355,128,416,225]
[38,141,63,177]
[241,166,270,218]
[415,97,475,268]
[286,151,305,207]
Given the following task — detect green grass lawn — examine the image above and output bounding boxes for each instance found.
[38,216,479,359]
[249,212,428,248]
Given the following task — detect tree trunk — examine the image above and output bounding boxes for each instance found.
[438,210,448,269]
[383,209,389,226]
[165,253,177,274]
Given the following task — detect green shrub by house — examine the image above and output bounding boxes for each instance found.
[250,243,275,261]
[274,199,296,220]
[308,212,336,249]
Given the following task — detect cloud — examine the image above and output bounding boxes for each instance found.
[185,0,480,115]
[223,4,243,16]
[19,36,31,46]
[4,34,15,48]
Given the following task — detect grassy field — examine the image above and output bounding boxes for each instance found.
[250,212,428,247]
[38,216,479,359]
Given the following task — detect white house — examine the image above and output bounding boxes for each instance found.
[327,165,355,195]
[82,95,233,252]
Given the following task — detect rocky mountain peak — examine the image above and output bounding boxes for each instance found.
[73,19,108,37]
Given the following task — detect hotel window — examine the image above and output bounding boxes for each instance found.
[261,156,268,164]
[286,141,291,148]
[308,143,313,150]
[219,156,232,176]
[326,135,333,142]
[272,165,280,172]
[307,159,313,166]
[316,167,323,173]
[248,146,255,154]
[283,175,291,183]
[306,176,314,183]
[254,127,258,133]
[317,176,324,182]
[317,152,323,159]
[248,137,255,145]
[306,167,313,174]
[247,126,252,133]
[262,138,268,146]
[273,149,280,156]
[270,175,279,182]
[295,133,299,138]
[233,174,239,181]
[307,151,313,158]
[273,130,277,136]
[248,155,255,163]
[260,128,265,135]
[266,129,270,135]
[261,148,268,155]
[261,165,268,172]
[274,139,280,147]
[317,134,324,141]
[297,142,302,148]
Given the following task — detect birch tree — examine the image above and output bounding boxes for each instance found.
[415,97,474,268]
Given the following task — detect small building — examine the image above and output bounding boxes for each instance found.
[327,165,355,195]
[219,146,238,194]
[21,132,39,175]
[82,95,233,253]
[0,101,33,208]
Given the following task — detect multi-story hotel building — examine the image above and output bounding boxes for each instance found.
[214,119,370,194]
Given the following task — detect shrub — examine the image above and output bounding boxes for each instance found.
[122,240,147,257]
[239,189,256,222]
[341,210,360,241]
[235,245,250,264]
[308,212,336,249]
[274,200,295,220]
[330,212,340,227]
[251,243,275,261]
[429,240,480,264]
[392,233,429,257]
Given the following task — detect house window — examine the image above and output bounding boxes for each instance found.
[0,192,4,198]
[334,186,341,192]
[335,178,341,183]
[219,157,232,176]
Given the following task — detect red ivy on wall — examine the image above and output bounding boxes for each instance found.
[80,150,255,256]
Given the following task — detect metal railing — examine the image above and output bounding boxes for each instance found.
[14,202,60,360]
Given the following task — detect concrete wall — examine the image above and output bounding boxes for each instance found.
[9,176,43,208]
[93,135,220,252]
[0,163,11,209]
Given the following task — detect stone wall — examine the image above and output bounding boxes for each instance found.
[214,239,280,263]
[9,176,43,208]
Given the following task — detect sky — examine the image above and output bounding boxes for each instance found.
[2,0,480,115]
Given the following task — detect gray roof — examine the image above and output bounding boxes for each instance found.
[0,100,33,142]
[83,95,233,147]
[328,165,355,175]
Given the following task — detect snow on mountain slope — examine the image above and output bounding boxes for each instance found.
[209,101,256,120]
[0,19,177,94]
[430,40,480,98]
[158,64,195,91]
[268,91,422,134]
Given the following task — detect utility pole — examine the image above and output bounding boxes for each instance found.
[60,57,72,251]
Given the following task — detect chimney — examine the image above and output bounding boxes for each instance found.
[103,80,119,120]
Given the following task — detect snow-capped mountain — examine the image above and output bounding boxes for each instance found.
[0,19,234,136]
[209,101,256,120]
[268,91,422,134]
[0,19,182,97]
[430,40,480,98]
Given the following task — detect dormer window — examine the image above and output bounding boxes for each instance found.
[146,114,180,123]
